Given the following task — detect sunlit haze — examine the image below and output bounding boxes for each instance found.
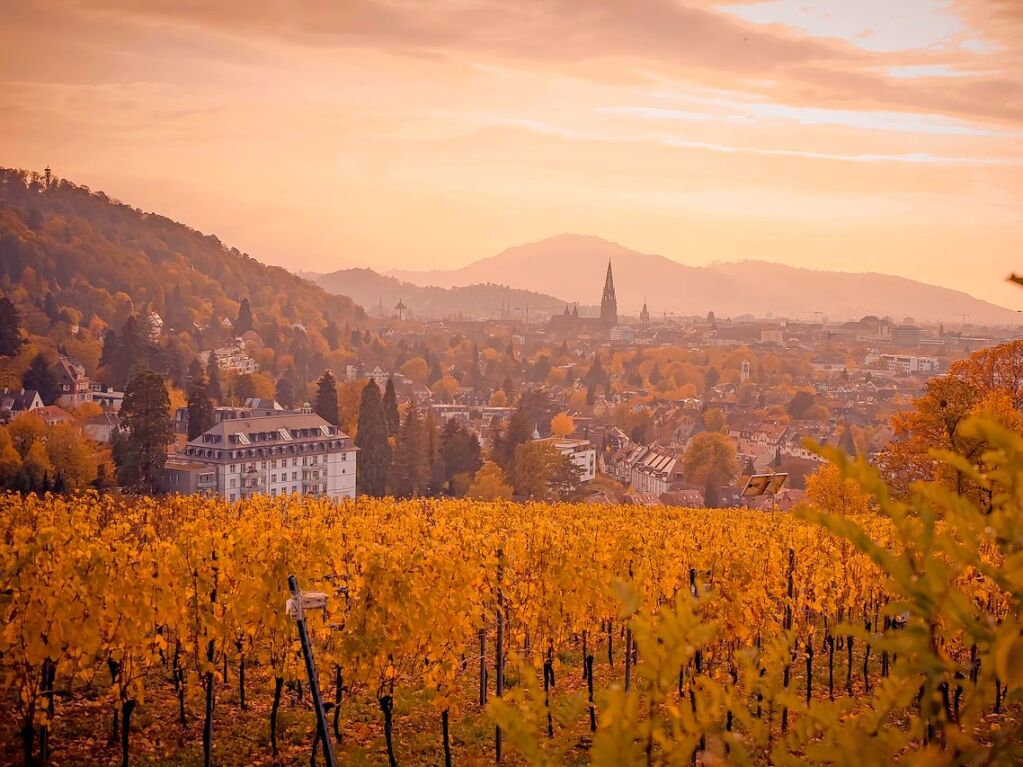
[2,0,1021,307]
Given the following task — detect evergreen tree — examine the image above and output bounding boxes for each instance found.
[314,370,340,426]
[392,407,429,497]
[549,451,584,501]
[206,353,222,402]
[323,318,340,349]
[22,353,59,405]
[584,356,607,389]
[186,361,214,440]
[424,411,446,495]
[109,315,148,387]
[520,390,555,435]
[531,355,551,382]
[382,378,399,436]
[43,292,60,323]
[99,328,118,374]
[0,296,23,357]
[166,284,186,329]
[355,379,390,496]
[117,369,173,493]
[441,419,483,492]
[493,407,532,471]
[232,373,257,404]
[275,374,295,409]
[236,297,254,334]
[704,367,721,393]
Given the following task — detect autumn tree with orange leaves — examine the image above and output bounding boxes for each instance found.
[882,339,1023,505]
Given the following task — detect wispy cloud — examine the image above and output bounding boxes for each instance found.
[605,101,1022,137]
[486,115,1022,166]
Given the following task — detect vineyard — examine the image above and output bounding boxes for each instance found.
[2,424,1023,766]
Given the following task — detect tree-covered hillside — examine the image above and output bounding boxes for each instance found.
[0,167,364,390]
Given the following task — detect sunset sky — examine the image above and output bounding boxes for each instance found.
[2,0,1021,308]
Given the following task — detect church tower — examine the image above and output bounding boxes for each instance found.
[640,300,650,324]
[600,260,618,326]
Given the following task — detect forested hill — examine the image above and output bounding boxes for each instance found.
[0,167,363,390]
[0,167,360,332]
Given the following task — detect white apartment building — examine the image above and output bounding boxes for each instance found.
[879,354,939,375]
[547,438,597,482]
[165,412,356,500]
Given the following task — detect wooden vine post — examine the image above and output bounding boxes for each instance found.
[625,560,634,692]
[781,547,794,734]
[495,547,505,763]
[286,574,336,767]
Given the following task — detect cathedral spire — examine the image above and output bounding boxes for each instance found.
[600,260,618,326]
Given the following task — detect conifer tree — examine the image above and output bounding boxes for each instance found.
[236,297,254,334]
[0,296,22,357]
[186,361,214,440]
[117,370,173,493]
[492,407,532,471]
[392,407,429,497]
[323,318,340,349]
[441,419,483,493]
[355,379,390,496]
[22,353,59,405]
[382,377,399,436]
[275,374,295,409]
[314,370,340,426]
[206,353,222,403]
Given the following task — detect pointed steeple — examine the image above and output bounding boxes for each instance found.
[640,298,649,324]
[600,260,618,327]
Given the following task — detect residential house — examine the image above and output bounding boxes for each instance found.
[52,356,91,409]
[90,385,125,412]
[84,412,121,443]
[0,388,43,422]
[36,405,74,427]
[199,338,259,375]
[630,446,685,496]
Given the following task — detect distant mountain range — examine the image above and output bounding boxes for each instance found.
[383,234,1018,325]
[314,267,570,320]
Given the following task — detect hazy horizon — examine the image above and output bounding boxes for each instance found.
[2,0,1020,307]
[305,231,1021,315]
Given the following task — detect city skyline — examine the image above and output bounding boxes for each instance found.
[1,0,1021,308]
